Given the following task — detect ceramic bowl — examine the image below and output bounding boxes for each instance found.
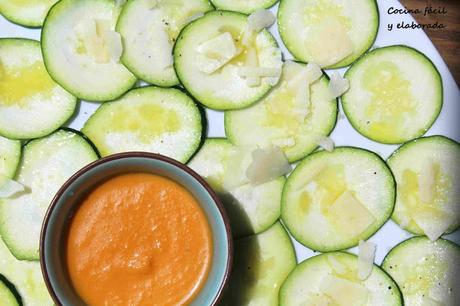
[40,152,232,306]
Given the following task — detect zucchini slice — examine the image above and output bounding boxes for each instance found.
[225,61,338,163]
[278,0,379,68]
[0,129,98,260]
[0,38,76,140]
[0,237,52,305]
[342,46,443,144]
[281,147,395,252]
[0,277,18,306]
[0,0,58,27]
[220,222,296,306]
[0,136,20,179]
[387,136,460,240]
[174,10,282,110]
[188,138,285,237]
[280,252,402,306]
[82,86,203,162]
[117,0,213,87]
[41,0,136,102]
[382,237,460,306]
[210,0,278,14]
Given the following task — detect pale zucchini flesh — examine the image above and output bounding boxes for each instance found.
[225,61,338,163]
[279,252,402,306]
[116,0,214,86]
[0,136,20,179]
[188,138,285,237]
[387,136,460,239]
[0,0,59,27]
[382,237,460,306]
[210,0,278,14]
[174,10,282,110]
[82,86,203,163]
[0,38,76,140]
[41,0,136,101]
[281,147,395,252]
[0,129,98,260]
[278,0,379,68]
[342,46,443,144]
[219,222,297,306]
[0,237,53,306]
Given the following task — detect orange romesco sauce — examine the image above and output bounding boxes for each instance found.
[66,173,213,306]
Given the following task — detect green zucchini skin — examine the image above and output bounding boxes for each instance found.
[41,0,137,102]
[279,252,402,306]
[277,0,379,68]
[281,147,396,252]
[342,45,443,144]
[116,0,214,87]
[0,0,59,28]
[0,237,53,305]
[387,135,460,236]
[220,222,297,306]
[225,61,338,163]
[188,138,286,237]
[0,276,19,306]
[0,129,99,260]
[0,136,21,179]
[0,38,77,140]
[82,86,204,163]
[174,10,282,110]
[382,237,460,306]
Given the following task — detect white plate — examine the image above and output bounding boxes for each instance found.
[0,0,459,266]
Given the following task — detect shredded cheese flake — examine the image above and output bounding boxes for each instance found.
[329,72,350,98]
[0,174,26,198]
[357,240,377,280]
[247,9,276,32]
[246,146,291,185]
[196,32,239,74]
[316,136,335,152]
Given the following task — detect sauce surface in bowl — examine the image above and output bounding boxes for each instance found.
[66,173,213,306]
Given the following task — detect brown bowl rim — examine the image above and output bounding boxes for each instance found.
[39,151,233,306]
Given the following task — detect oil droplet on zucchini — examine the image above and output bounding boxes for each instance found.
[0,61,55,106]
[362,61,417,138]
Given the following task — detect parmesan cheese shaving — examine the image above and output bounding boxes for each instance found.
[326,255,348,275]
[0,174,26,198]
[306,17,354,67]
[105,30,123,63]
[329,72,350,98]
[247,9,276,32]
[316,136,335,152]
[242,47,260,87]
[287,62,322,91]
[286,62,322,114]
[246,146,291,185]
[411,210,454,241]
[357,240,377,280]
[319,275,369,306]
[196,32,239,74]
[74,19,123,63]
[329,191,376,238]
